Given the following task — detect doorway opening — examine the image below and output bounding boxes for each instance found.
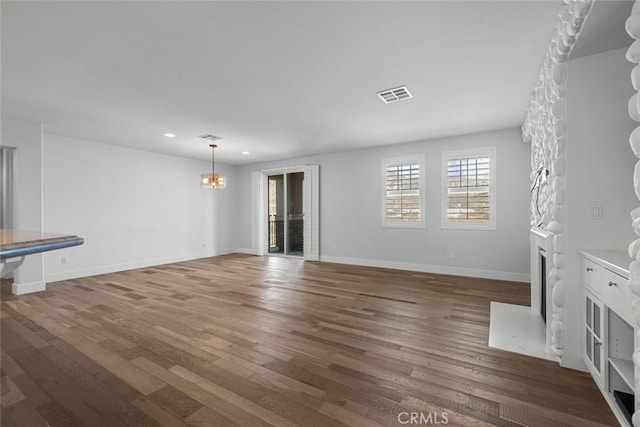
[1,147,16,229]
[1,147,16,280]
[268,172,304,257]
[252,165,318,261]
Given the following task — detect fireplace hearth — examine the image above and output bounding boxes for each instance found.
[486,228,558,362]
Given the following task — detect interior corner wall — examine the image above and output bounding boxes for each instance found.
[562,47,636,368]
[1,115,46,292]
[236,127,531,282]
[42,133,238,282]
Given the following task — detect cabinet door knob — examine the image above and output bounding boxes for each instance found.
[586,267,593,272]
[608,281,617,287]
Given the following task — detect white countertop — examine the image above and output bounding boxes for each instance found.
[580,250,630,279]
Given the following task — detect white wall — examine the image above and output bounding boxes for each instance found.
[566,47,636,251]
[42,133,238,282]
[1,115,46,293]
[237,127,531,282]
[4,120,532,286]
[562,47,637,368]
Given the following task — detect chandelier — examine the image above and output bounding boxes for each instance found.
[201,143,226,188]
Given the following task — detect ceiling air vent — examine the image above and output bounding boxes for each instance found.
[376,86,413,104]
[198,134,223,142]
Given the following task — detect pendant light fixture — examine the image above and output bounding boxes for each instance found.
[201,143,226,188]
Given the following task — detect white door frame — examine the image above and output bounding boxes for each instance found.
[251,165,319,261]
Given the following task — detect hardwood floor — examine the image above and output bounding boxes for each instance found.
[1,254,617,426]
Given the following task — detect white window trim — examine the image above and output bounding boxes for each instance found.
[441,146,496,231]
[382,155,425,229]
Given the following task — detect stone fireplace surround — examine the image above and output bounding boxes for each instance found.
[521,0,593,362]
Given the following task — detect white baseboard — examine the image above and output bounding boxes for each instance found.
[236,247,258,255]
[319,255,529,283]
[44,248,237,283]
[12,280,46,295]
[44,250,528,285]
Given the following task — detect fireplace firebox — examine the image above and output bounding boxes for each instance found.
[530,227,554,356]
[540,249,546,323]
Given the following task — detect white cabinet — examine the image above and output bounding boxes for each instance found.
[581,251,635,427]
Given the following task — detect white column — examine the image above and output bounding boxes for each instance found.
[624,2,640,424]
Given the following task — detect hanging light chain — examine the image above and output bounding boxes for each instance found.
[210,144,216,182]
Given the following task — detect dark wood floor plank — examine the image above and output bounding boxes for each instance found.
[1,399,49,427]
[131,396,191,427]
[148,384,203,419]
[1,254,617,426]
[12,351,129,427]
[184,406,241,427]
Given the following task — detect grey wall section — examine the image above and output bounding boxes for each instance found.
[561,47,636,369]
[42,133,239,282]
[4,116,530,284]
[237,127,531,282]
[2,115,46,292]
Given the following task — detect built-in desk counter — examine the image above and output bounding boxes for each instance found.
[0,229,84,290]
[580,250,630,281]
[0,229,84,259]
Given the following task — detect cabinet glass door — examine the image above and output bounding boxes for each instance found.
[584,292,604,385]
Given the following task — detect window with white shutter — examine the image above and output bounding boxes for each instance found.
[382,156,425,228]
[442,147,496,230]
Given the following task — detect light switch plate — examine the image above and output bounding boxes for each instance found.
[590,203,603,220]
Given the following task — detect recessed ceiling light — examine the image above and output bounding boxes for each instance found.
[164,133,176,138]
[242,151,250,155]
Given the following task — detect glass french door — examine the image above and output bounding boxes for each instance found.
[268,172,304,257]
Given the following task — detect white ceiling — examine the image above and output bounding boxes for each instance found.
[1,1,632,165]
